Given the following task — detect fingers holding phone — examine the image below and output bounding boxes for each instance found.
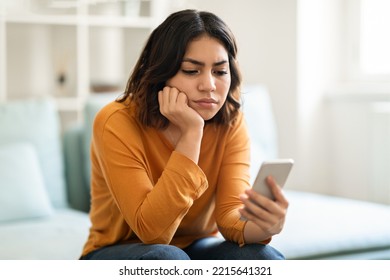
[239,176,288,216]
[239,159,293,236]
[239,176,289,236]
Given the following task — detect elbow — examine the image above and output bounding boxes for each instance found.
[138,234,172,245]
[132,223,173,245]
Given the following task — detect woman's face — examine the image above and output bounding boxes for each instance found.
[166,35,231,121]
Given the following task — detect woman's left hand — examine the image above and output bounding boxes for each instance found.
[239,176,289,238]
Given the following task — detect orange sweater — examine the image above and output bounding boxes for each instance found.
[81,100,254,257]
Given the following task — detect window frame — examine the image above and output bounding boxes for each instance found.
[345,0,390,83]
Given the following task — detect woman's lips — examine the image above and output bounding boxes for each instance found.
[194,98,218,109]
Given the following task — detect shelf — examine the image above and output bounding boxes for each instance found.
[5,14,154,28]
[0,0,160,129]
[5,14,79,26]
[87,15,154,28]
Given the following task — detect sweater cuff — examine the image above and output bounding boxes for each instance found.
[237,220,272,247]
[166,151,208,196]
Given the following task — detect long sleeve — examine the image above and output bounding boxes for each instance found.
[213,113,252,245]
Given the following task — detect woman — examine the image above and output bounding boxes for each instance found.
[81,9,288,260]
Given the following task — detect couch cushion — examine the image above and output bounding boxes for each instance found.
[271,190,390,259]
[0,209,90,260]
[0,142,53,222]
[0,99,67,207]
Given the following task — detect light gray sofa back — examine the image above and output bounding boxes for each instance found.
[241,85,278,183]
[0,99,67,208]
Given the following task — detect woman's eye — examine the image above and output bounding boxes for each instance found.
[214,70,228,76]
[182,69,198,75]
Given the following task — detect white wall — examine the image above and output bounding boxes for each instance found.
[295,0,344,194]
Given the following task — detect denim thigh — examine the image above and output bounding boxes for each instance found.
[81,243,190,260]
[183,237,285,260]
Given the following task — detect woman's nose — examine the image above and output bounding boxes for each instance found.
[198,72,216,92]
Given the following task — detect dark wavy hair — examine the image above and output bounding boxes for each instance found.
[118,9,242,128]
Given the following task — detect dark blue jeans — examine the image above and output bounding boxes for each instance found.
[81,237,285,260]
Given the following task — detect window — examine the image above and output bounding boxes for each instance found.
[347,0,390,81]
[360,0,390,76]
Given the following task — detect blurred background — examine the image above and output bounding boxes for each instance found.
[1,0,390,204]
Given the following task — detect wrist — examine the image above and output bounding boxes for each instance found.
[175,129,203,164]
[243,220,272,244]
[180,127,203,143]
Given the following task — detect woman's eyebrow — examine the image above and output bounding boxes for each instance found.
[182,58,228,66]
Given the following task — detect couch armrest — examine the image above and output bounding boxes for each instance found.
[63,123,90,212]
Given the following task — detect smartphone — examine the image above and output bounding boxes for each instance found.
[252,159,294,200]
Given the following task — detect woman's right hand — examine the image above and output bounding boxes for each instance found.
[158,86,204,133]
[158,86,204,163]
